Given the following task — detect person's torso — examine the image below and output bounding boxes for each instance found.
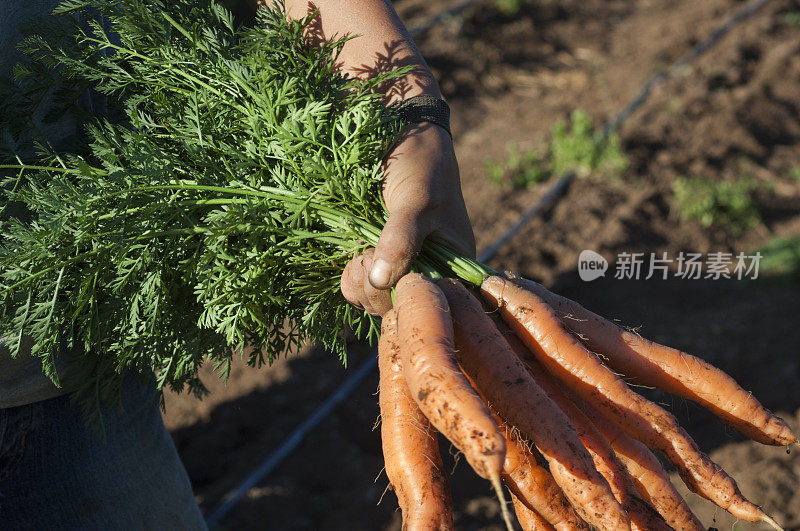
[1,0,82,408]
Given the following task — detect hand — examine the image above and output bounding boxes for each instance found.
[340,122,475,316]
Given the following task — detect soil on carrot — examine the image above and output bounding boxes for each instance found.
[163,0,800,529]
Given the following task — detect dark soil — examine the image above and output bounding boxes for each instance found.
[164,0,800,529]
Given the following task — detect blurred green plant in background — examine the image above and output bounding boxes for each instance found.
[484,109,628,188]
[784,10,800,27]
[492,0,525,17]
[550,109,628,178]
[758,236,800,281]
[671,176,760,234]
[485,143,546,187]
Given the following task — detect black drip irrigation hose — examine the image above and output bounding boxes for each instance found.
[204,0,775,526]
[204,355,378,527]
[602,0,774,137]
[496,0,774,260]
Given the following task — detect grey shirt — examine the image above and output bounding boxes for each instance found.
[1,0,80,408]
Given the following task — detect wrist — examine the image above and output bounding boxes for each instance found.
[395,70,442,100]
[399,121,451,143]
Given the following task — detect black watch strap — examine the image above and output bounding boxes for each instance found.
[392,95,451,137]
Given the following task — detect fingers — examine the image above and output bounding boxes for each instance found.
[377,124,475,282]
[341,249,393,316]
[368,208,430,290]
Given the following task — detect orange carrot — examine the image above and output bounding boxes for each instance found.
[481,276,780,529]
[528,372,669,531]
[438,278,630,531]
[576,398,704,531]
[394,273,513,530]
[496,415,589,531]
[508,273,796,447]
[511,492,555,531]
[498,325,670,531]
[378,310,454,531]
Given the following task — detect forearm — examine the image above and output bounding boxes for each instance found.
[281,0,441,103]
[243,2,472,301]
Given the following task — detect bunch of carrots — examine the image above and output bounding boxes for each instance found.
[377,272,795,530]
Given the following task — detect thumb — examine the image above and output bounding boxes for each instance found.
[368,208,430,290]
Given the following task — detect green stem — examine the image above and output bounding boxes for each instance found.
[5,173,495,288]
[0,164,89,174]
[111,182,384,245]
[421,242,495,286]
[416,258,443,280]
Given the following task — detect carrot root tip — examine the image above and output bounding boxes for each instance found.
[761,514,784,531]
[490,475,515,531]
